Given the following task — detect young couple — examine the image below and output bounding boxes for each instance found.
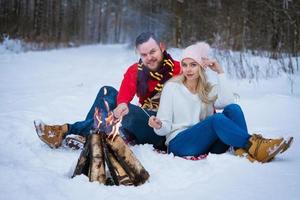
[35,32,293,163]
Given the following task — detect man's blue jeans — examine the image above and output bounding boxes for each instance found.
[66,86,166,149]
[169,104,251,157]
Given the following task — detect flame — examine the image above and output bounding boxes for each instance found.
[104,100,110,113]
[106,113,122,142]
[105,111,114,127]
[94,107,103,129]
[93,98,122,141]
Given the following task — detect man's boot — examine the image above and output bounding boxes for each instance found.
[34,120,68,148]
[246,134,292,163]
[65,135,86,150]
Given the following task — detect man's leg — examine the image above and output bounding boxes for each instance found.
[35,86,119,148]
[84,86,118,120]
[121,104,166,150]
[67,86,118,137]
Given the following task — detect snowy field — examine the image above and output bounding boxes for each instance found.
[0,44,299,200]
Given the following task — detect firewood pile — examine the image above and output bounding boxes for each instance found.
[72,98,149,186]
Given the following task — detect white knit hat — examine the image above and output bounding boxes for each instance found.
[181,42,210,65]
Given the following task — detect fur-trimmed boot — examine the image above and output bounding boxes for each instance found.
[34,120,68,148]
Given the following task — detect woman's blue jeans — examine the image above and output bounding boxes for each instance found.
[66,86,166,149]
[168,104,251,157]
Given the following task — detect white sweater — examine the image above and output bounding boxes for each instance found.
[154,73,235,145]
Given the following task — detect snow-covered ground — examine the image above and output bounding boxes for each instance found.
[0,44,299,200]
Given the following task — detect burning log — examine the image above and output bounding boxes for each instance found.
[72,93,149,186]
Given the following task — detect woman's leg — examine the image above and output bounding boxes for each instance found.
[169,113,251,157]
[67,86,118,137]
[207,139,229,154]
[208,103,248,154]
[222,104,248,132]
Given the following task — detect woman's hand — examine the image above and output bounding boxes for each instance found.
[148,116,162,129]
[201,57,224,74]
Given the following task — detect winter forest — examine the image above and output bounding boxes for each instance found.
[1,0,299,53]
[1,0,300,79]
[1,1,300,200]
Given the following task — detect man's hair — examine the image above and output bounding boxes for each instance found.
[135,32,160,47]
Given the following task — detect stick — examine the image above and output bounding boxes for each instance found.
[140,106,151,118]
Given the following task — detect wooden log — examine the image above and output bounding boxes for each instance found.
[88,134,106,183]
[102,136,119,185]
[106,135,150,186]
[105,140,133,186]
[71,136,90,178]
[71,123,150,186]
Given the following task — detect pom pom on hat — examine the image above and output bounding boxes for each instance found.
[181,42,210,65]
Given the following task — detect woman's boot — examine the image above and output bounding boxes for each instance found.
[246,134,293,163]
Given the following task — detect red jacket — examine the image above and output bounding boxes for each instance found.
[117,60,181,106]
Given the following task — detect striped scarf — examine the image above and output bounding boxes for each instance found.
[137,51,175,111]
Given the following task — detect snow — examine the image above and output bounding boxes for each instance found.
[0,36,24,54]
[0,44,299,200]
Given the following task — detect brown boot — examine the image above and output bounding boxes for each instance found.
[251,134,294,154]
[65,135,86,150]
[34,120,68,148]
[247,134,286,163]
[280,137,294,154]
[234,148,256,163]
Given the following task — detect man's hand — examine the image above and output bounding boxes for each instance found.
[113,103,129,118]
[148,116,162,129]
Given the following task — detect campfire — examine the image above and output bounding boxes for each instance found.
[72,88,150,186]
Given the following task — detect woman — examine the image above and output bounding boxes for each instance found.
[148,42,293,163]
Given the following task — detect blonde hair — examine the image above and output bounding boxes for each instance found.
[168,67,217,120]
[169,67,217,104]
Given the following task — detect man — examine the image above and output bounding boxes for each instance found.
[35,32,181,150]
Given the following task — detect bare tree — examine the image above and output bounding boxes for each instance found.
[0,0,298,57]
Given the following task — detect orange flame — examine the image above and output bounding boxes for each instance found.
[94,107,103,129]
[106,112,122,142]
[93,98,122,141]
